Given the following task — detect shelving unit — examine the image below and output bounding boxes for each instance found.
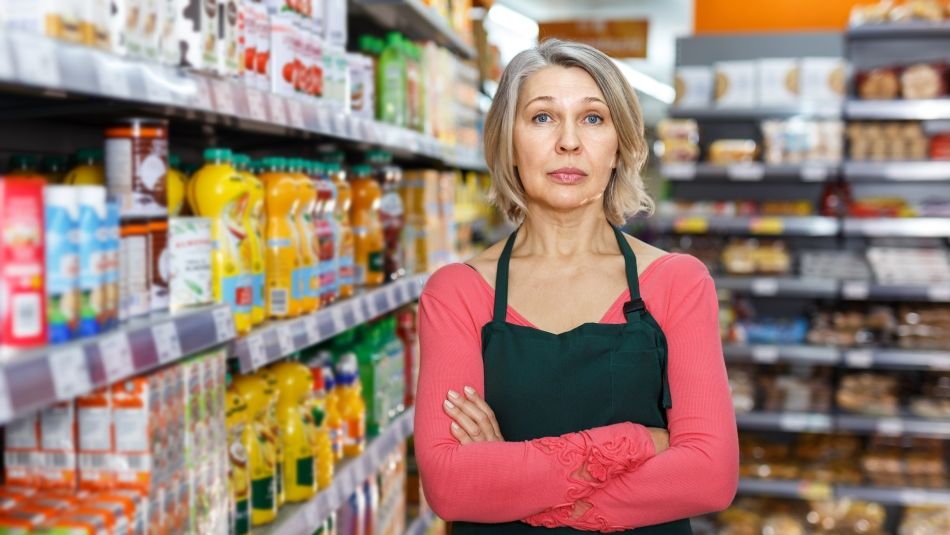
[648,215,840,237]
[845,99,950,120]
[668,105,842,120]
[738,479,950,506]
[660,163,837,182]
[843,161,950,182]
[723,343,950,371]
[405,509,438,535]
[353,0,476,59]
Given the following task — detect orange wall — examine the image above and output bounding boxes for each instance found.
[694,0,873,34]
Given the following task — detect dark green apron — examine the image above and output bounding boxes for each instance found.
[454,225,691,535]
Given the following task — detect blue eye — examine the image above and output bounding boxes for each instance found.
[533,113,551,124]
[585,114,603,125]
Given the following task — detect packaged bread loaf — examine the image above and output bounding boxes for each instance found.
[858,68,901,100]
[900,63,947,99]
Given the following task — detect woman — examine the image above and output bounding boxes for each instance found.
[414,39,738,534]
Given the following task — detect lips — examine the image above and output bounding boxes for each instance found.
[547,167,588,185]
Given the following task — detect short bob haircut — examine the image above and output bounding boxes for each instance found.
[484,38,653,226]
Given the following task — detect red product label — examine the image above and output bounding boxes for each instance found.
[0,178,47,349]
[235,285,253,307]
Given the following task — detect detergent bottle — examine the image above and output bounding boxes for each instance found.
[166,154,187,216]
[290,159,318,314]
[188,148,253,335]
[349,165,384,288]
[336,353,367,458]
[229,374,278,526]
[64,149,106,186]
[259,157,300,319]
[271,361,318,502]
[233,154,266,327]
[255,367,285,506]
[224,382,252,534]
[327,163,355,298]
[321,361,345,462]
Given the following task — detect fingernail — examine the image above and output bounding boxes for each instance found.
[447,390,461,400]
[451,422,460,431]
[444,400,455,409]
[464,386,476,396]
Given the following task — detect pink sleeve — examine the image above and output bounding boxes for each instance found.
[414,265,658,523]
[523,267,739,531]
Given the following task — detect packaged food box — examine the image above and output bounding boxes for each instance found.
[757,58,800,106]
[323,0,345,49]
[111,374,164,494]
[218,0,243,75]
[0,178,47,354]
[270,14,303,96]
[714,61,756,108]
[78,388,116,492]
[4,414,40,486]
[168,217,213,310]
[673,66,713,108]
[38,402,78,490]
[800,57,846,103]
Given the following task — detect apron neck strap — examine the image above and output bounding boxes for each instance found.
[493,227,519,322]
[611,226,646,320]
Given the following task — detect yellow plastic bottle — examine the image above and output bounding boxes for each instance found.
[225,383,252,533]
[256,367,286,506]
[234,155,266,327]
[336,354,367,458]
[64,149,106,185]
[328,163,356,298]
[321,362,345,462]
[167,154,187,216]
[349,164,385,288]
[306,364,335,490]
[230,375,278,526]
[187,148,253,335]
[260,157,301,319]
[270,361,318,502]
[289,159,318,314]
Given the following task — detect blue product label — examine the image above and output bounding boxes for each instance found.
[309,266,320,299]
[253,273,265,309]
[339,256,354,287]
[45,203,79,343]
[292,268,306,301]
[77,204,103,336]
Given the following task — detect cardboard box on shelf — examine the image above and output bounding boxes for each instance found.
[0,179,47,354]
[714,61,756,108]
[800,57,846,103]
[758,58,800,107]
[673,66,713,108]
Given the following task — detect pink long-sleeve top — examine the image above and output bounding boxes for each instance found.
[414,252,739,531]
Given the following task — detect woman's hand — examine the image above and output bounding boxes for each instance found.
[647,428,670,454]
[443,386,504,444]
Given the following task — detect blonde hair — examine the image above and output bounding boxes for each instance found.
[484,38,654,226]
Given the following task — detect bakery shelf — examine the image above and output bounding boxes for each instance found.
[839,281,950,303]
[259,408,415,535]
[843,161,950,182]
[661,163,837,182]
[722,344,840,366]
[353,0,476,59]
[0,304,234,426]
[0,30,485,171]
[405,509,438,535]
[842,217,950,238]
[845,99,950,120]
[668,104,842,120]
[715,276,839,298]
[231,275,427,374]
[835,414,950,439]
[736,479,833,501]
[736,412,835,433]
[846,21,950,40]
[836,485,950,507]
[649,216,840,237]
[841,348,950,371]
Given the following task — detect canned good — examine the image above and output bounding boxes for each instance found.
[105,118,169,219]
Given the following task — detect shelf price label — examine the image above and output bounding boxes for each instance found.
[151,322,183,364]
[661,163,695,181]
[876,418,904,436]
[751,345,780,364]
[842,281,870,300]
[304,316,321,345]
[0,35,13,79]
[94,55,131,99]
[11,33,61,87]
[928,355,950,371]
[330,306,346,333]
[845,349,873,369]
[751,278,779,296]
[286,98,306,130]
[927,285,950,302]
[48,347,92,401]
[247,335,268,369]
[277,324,295,356]
[244,88,269,122]
[383,289,396,311]
[212,80,237,116]
[190,77,214,110]
[801,164,830,182]
[213,307,237,342]
[727,163,764,181]
[268,94,288,125]
[99,333,134,383]
[303,502,321,528]
[749,217,784,235]
[365,296,379,319]
[672,217,708,234]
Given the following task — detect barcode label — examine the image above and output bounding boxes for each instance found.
[270,289,289,316]
[212,307,236,341]
[12,293,41,337]
[99,333,133,383]
[6,450,36,467]
[304,316,320,344]
[277,325,295,356]
[151,322,182,364]
[247,335,268,369]
[80,453,112,469]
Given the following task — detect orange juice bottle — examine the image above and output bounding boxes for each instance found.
[224,385,252,534]
[270,361,317,502]
[230,374,278,526]
[234,155,266,326]
[336,354,366,458]
[306,364,335,490]
[64,149,106,186]
[259,157,301,319]
[349,164,384,288]
[289,159,318,314]
[321,362,345,462]
[328,163,355,298]
[255,367,285,507]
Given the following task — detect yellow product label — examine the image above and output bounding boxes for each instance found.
[749,217,784,235]
[673,216,708,234]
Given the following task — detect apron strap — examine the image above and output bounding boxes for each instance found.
[611,226,646,321]
[493,227,519,322]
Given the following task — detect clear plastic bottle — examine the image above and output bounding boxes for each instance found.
[367,151,405,282]
[328,163,355,298]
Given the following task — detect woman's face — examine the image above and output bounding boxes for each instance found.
[513,65,619,217]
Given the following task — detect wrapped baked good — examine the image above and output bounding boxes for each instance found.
[836,373,900,416]
[849,2,892,26]
[858,68,901,100]
[708,139,758,165]
[889,0,945,22]
[901,63,947,99]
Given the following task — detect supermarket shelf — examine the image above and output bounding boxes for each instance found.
[668,104,841,120]
[0,304,234,426]
[722,343,839,365]
[715,276,839,298]
[231,275,427,374]
[845,99,950,120]
[0,30,486,172]
[836,414,950,439]
[843,161,950,182]
[262,408,415,535]
[842,217,950,238]
[847,21,950,39]
[650,215,840,236]
[841,348,950,371]
[836,485,950,507]
[736,479,832,501]
[405,509,438,535]
[660,163,837,182]
[840,281,950,303]
[736,412,835,433]
[354,0,476,59]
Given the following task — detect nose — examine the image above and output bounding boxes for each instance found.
[556,123,581,154]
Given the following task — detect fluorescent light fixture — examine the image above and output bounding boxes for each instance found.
[487,4,539,38]
[612,60,676,104]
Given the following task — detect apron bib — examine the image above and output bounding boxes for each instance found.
[453,226,691,535]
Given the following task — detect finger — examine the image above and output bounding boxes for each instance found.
[443,398,483,439]
[450,422,473,445]
[463,386,503,440]
[450,390,497,441]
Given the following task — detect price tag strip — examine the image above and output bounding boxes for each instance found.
[244,88,269,122]
[11,33,62,88]
[0,34,13,79]
[213,307,237,342]
[286,98,306,130]
[845,349,874,369]
[269,94,289,125]
[751,278,780,296]
[98,333,134,383]
[94,54,132,99]
[751,345,780,364]
[151,322,183,364]
[842,281,870,300]
[212,80,237,116]
[277,324,296,356]
[727,163,765,181]
[48,347,92,401]
[0,370,11,424]
[304,316,321,345]
[247,334,268,370]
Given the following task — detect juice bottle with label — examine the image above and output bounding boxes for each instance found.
[377,32,406,127]
[321,362,344,462]
[255,367,285,506]
[40,156,68,184]
[45,186,80,343]
[7,154,39,176]
[327,162,354,298]
[188,148,253,335]
[270,361,317,502]
[166,154,187,217]
[260,157,301,319]
[352,325,384,436]
[306,362,335,490]
[336,353,366,458]
[404,39,421,133]
[229,374,278,526]
[224,384,252,534]
[233,154,266,327]
[289,159,318,314]
[64,149,106,186]
[367,151,405,282]
[349,164,384,288]
[75,185,107,337]
[311,162,337,306]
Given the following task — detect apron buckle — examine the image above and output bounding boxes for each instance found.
[623,298,645,316]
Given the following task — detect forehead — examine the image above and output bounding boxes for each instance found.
[519,65,604,103]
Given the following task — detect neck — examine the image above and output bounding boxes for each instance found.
[519,205,616,257]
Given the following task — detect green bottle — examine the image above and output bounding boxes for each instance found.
[377,32,407,127]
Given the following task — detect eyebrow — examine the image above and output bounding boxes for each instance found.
[524,96,607,106]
